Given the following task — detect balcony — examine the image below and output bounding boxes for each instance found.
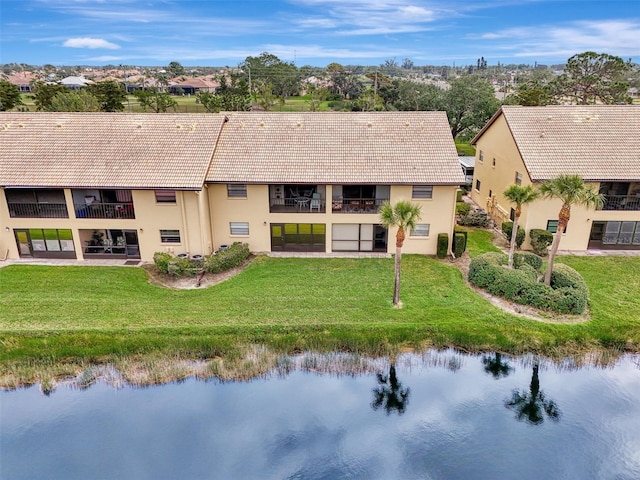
[8,202,68,218]
[72,189,135,219]
[602,195,640,211]
[331,198,387,214]
[74,202,135,219]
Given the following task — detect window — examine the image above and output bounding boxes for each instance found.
[475,180,481,192]
[227,184,247,198]
[479,150,484,163]
[492,158,496,168]
[411,224,430,237]
[489,190,492,197]
[546,220,567,234]
[155,190,176,203]
[160,229,181,243]
[230,222,249,235]
[515,172,523,185]
[28,229,75,252]
[510,208,515,221]
[412,185,433,199]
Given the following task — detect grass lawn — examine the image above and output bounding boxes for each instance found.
[1,229,639,385]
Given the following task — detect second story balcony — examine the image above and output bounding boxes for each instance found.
[72,189,135,219]
[600,182,640,211]
[5,188,69,218]
[332,185,390,214]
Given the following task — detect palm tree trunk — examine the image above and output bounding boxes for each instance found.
[393,246,401,306]
[544,205,570,285]
[507,215,520,268]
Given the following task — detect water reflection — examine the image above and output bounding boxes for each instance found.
[482,352,514,379]
[2,350,640,480]
[505,363,561,425]
[371,363,410,415]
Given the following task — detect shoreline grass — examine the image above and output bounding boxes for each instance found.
[1,230,639,387]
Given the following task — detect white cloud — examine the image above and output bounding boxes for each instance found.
[63,37,120,49]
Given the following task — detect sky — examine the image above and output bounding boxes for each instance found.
[1,0,639,67]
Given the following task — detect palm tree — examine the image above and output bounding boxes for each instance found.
[539,175,604,285]
[503,184,540,268]
[379,200,422,306]
[505,363,560,425]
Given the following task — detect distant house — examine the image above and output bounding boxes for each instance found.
[458,156,475,185]
[0,111,464,261]
[59,76,93,89]
[168,76,219,95]
[470,105,640,252]
[4,72,38,92]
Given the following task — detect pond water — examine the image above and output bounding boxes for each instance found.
[2,350,640,480]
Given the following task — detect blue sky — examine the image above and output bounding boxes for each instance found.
[1,0,639,67]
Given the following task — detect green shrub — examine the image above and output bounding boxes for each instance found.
[453,232,467,258]
[468,252,506,288]
[456,190,463,202]
[468,252,588,314]
[153,252,173,273]
[458,211,490,227]
[436,233,449,259]
[502,221,525,248]
[456,202,472,216]
[513,252,543,271]
[550,263,588,291]
[153,252,197,276]
[530,228,553,256]
[204,242,250,273]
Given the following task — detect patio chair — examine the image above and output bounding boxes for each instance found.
[310,193,321,212]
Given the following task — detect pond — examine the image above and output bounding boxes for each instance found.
[2,349,640,480]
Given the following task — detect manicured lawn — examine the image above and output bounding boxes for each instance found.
[1,229,639,387]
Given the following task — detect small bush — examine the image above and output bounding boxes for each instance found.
[436,233,449,259]
[458,211,490,227]
[502,221,525,248]
[468,252,588,314]
[468,252,506,288]
[153,252,197,276]
[453,232,467,258]
[204,242,250,274]
[513,252,543,271]
[456,202,471,216]
[530,228,553,256]
[550,263,588,291]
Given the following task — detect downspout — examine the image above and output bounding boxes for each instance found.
[179,190,190,254]
[449,185,458,258]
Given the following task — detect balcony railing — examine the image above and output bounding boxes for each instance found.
[74,202,135,219]
[602,195,640,211]
[8,202,69,218]
[331,198,388,214]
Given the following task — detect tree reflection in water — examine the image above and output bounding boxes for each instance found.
[371,364,410,415]
[482,352,514,379]
[506,363,561,425]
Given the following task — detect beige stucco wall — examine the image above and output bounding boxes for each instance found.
[471,114,640,251]
[0,188,212,262]
[208,183,458,255]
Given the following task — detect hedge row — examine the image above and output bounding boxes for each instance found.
[468,252,588,314]
[154,242,250,277]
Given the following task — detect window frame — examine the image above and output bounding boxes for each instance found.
[160,229,181,243]
[154,190,177,203]
[227,184,247,198]
[546,220,567,234]
[412,185,434,199]
[410,223,430,237]
[479,150,484,163]
[230,222,250,236]
[515,172,523,186]
[475,179,481,192]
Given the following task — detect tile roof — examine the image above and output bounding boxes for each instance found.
[207,112,464,184]
[475,105,640,182]
[0,112,226,189]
